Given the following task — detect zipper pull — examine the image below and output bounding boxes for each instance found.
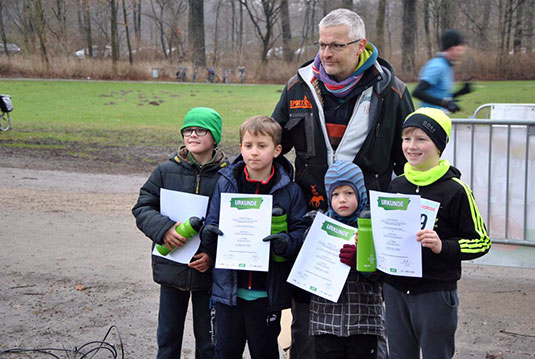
[375,123,381,137]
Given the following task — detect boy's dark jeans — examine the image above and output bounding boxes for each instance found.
[215,298,281,359]
[157,285,213,359]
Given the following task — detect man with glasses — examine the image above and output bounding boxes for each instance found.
[272,8,413,359]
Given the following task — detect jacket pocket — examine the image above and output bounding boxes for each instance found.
[286,112,316,158]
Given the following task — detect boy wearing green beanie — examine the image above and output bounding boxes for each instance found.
[383,107,491,359]
[133,107,228,358]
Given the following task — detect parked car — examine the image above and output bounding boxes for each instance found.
[75,45,112,59]
[0,43,21,54]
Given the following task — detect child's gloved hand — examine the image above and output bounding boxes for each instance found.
[262,233,290,255]
[339,244,357,269]
[200,224,223,245]
[302,210,321,226]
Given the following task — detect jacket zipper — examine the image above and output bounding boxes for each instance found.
[195,173,201,194]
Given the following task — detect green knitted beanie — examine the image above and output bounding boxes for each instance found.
[180,107,223,145]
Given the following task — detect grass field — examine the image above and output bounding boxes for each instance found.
[1,79,534,159]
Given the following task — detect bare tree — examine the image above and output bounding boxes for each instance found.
[149,0,168,57]
[77,0,94,58]
[132,0,141,46]
[438,0,455,32]
[375,0,386,55]
[513,0,525,53]
[0,0,9,56]
[280,0,293,62]
[212,0,222,66]
[526,0,534,52]
[122,0,133,63]
[109,0,118,67]
[188,0,206,67]
[239,0,281,64]
[49,0,68,53]
[423,0,433,57]
[401,0,417,75]
[33,0,50,66]
[341,0,353,10]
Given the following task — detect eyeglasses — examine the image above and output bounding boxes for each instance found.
[183,127,209,137]
[314,39,361,52]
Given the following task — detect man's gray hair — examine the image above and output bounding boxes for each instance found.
[319,8,366,40]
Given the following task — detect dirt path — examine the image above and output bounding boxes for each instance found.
[1,153,534,358]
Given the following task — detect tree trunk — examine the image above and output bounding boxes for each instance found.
[33,0,49,67]
[478,0,492,49]
[122,0,133,64]
[82,0,93,58]
[439,0,454,32]
[188,0,206,67]
[22,0,36,54]
[505,0,514,52]
[513,0,525,53]
[212,0,222,66]
[375,0,386,55]
[526,0,534,52]
[110,0,119,68]
[281,0,293,62]
[0,0,9,56]
[401,0,417,76]
[423,0,432,57]
[133,0,141,45]
[341,0,352,10]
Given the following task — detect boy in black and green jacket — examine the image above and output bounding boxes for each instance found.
[385,107,491,359]
[132,107,228,359]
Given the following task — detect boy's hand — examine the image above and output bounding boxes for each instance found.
[339,244,357,269]
[189,252,213,272]
[262,233,289,255]
[200,224,224,245]
[417,229,442,254]
[302,210,320,226]
[163,222,188,250]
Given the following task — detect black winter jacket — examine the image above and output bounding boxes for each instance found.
[204,156,308,312]
[132,146,228,291]
[386,166,491,294]
[272,57,414,211]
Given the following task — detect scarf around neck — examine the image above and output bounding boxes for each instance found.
[404,159,451,186]
[312,42,378,98]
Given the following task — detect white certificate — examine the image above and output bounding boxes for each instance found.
[215,193,273,272]
[287,212,354,302]
[369,190,422,278]
[152,189,209,264]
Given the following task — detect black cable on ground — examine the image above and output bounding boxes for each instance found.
[0,325,124,359]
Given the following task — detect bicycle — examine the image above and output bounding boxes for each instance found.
[0,94,13,131]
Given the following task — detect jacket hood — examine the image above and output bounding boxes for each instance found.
[171,145,226,168]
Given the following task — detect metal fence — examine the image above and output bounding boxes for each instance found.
[444,104,535,247]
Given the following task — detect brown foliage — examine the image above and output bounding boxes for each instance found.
[1,49,535,83]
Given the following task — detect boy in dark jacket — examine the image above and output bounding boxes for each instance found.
[309,161,384,359]
[384,107,491,359]
[132,107,228,359]
[201,115,308,359]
